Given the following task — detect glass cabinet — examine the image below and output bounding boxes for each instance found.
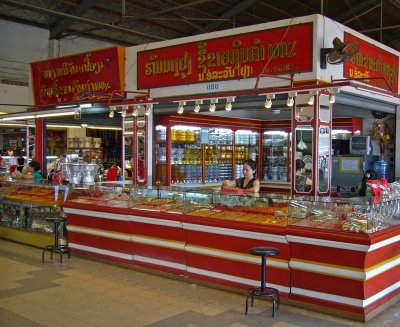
[154,115,262,186]
[262,131,290,182]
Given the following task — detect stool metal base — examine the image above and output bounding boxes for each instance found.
[245,286,280,317]
[42,245,70,264]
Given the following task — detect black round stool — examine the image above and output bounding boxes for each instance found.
[42,217,70,264]
[245,247,280,317]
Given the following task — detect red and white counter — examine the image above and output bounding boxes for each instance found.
[63,202,399,321]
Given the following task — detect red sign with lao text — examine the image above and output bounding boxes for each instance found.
[137,23,313,89]
[31,46,125,107]
[344,33,399,93]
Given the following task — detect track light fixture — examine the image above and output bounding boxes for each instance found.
[286,91,297,107]
[225,97,235,111]
[264,94,275,109]
[109,106,116,118]
[132,105,140,116]
[307,95,314,106]
[329,87,339,104]
[194,100,203,113]
[177,101,186,114]
[145,104,152,116]
[209,98,218,112]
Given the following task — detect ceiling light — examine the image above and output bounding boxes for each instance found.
[109,108,115,118]
[286,91,297,107]
[133,105,140,116]
[46,124,81,129]
[271,108,281,114]
[264,94,275,109]
[87,125,122,130]
[194,100,203,113]
[209,98,218,112]
[121,110,126,118]
[177,101,186,114]
[145,104,152,116]
[225,102,232,111]
[2,115,35,121]
[329,93,336,103]
[307,95,314,106]
[81,123,88,127]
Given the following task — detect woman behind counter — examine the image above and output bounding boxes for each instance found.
[221,159,260,192]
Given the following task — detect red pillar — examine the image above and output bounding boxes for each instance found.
[34,118,45,172]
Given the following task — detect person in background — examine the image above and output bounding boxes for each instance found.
[222,159,260,192]
[295,159,312,192]
[6,147,18,173]
[16,157,25,172]
[357,169,378,196]
[17,160,43,181]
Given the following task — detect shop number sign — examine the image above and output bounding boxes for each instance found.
[137,23,313,89]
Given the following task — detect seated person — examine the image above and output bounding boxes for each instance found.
[17,160,43,180]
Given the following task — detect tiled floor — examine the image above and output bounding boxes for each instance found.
[0,239,399,327]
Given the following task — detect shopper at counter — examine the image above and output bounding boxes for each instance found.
[222,159,260,192]
[17,161,43,181]
[295,159,312,192]
[6,147,18,173]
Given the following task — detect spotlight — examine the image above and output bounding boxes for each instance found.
[121,110,126,118]
[286,91,297,107]
[329,93,335,104]
[145,104,152,116]
[132,105,139,116]
[177,105,184,114]
[194,100,203,113]
[109,106,115,118]
[209,98,218,112]
[264,94,275,109]
[307,95,314,106]
[225,97,235,111]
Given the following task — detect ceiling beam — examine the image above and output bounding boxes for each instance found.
[203,0,256,32]
[50,0,98,40]
[1,0,166,41]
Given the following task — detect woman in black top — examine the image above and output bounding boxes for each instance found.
[295,159,312,192]
[222,159,260,192]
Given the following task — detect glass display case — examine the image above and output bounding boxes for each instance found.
[66,182,400,234]
[262,131,290,182]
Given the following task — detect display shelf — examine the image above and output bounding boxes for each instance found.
[68,147,103,162]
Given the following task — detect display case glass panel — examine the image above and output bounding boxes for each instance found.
[171,125,202,184]
[234,129,259,179]
[262,131,289,182]
[295,127,313,193]
[155,125,167,185]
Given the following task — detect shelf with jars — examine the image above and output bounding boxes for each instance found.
[262,130,290,182]
[67,148,103,163]
[154,114,261,186]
